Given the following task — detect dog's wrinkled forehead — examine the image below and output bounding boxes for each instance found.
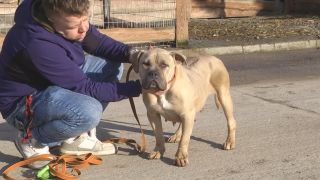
[141,49,174,63]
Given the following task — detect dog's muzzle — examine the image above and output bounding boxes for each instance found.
[148,71,159,79]
[143,71,167,91]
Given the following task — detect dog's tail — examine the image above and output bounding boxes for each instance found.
[215,94,220,109]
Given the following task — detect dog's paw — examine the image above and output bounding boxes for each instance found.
[167,134,181,143]
[148,151,163,159]
[223,140,235,150]
[173,152,189,166]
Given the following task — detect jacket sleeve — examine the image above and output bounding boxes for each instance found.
[26,38,140,102]
[81,24,132,63]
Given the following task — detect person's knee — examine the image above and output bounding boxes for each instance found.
[61,95,103,132]
[81,99,103,130]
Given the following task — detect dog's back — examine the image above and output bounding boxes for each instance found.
[181,56,229,112]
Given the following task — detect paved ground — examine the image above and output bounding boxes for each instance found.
[1,48,320,179]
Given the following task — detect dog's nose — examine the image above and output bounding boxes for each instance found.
[148,71,159,79]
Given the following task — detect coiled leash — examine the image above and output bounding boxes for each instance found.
[2,153,102,180]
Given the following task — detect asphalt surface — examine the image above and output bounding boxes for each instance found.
[1,47,320,179]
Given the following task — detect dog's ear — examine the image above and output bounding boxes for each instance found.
[131,50,145,66]
[170,51,188,65]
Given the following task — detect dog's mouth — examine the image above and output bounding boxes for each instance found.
[144,80,166,91]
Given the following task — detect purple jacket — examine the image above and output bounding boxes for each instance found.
[0,0,140,118]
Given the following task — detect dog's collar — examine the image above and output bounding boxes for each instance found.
[167,67,176,84]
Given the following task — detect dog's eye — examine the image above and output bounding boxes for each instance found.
[161,63,168,68]
[142,62,150,67]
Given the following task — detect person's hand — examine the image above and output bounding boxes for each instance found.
[142,83,171,96]
[129,48,139,73]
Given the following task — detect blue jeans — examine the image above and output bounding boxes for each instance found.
[5,55,123,146]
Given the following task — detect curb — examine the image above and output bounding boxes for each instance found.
[177,39,320,57]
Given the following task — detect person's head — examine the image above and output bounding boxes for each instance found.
[42,0,91,41]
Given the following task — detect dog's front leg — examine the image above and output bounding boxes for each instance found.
[173,113,195,166]
[147,111,165,159]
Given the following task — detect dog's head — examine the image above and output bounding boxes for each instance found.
[132,48,187,91]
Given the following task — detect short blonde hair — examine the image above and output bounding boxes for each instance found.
[42,0,90,18]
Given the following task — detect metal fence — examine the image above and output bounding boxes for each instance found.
[0,1,16,35]
[90,0,176,29]
[89,0,177,48]
[0,0,177,48]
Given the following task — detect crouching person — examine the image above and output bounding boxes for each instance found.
[0,0,153,169]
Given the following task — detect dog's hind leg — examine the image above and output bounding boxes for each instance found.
[217,88,236,150]
[167,123,182,143]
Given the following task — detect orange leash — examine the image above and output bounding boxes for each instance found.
[103,65,146,154]
[2,153,102,180]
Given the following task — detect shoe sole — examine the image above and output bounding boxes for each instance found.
[14,137,51,170]
[59,144,118,156]
[59,148,117,156]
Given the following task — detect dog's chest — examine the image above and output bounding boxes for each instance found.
[155,95,172,111]
[152,95,178,119]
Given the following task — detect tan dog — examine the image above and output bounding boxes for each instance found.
[132,48,236,166]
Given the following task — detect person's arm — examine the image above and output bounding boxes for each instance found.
[81,24,133,63]
[80,24,164,95]
[27,39,141,102]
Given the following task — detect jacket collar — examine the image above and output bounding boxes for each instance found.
[31,0,55,34]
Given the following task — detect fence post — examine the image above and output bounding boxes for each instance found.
[187,0,192,19]
[176,0,189,48]
[285,0,294,13]
[102,0,111,29]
